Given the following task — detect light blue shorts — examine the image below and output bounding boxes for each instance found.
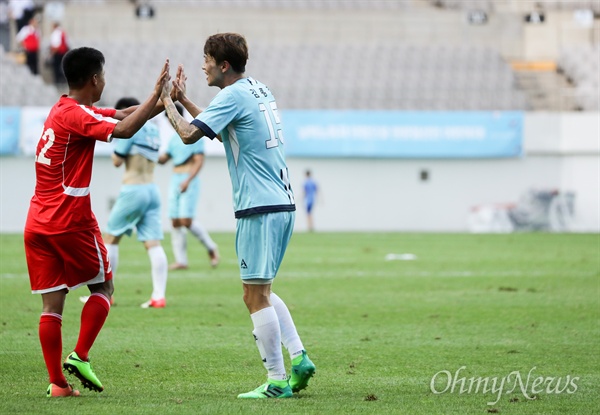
[235,211,295,284]
[168,173,200,219]
[106,184,163,241]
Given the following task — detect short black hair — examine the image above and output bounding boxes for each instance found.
[62,47,105,89]
[115,97,140,110]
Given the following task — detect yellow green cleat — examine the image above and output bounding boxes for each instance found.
[237,379,292,399]
[63,352,104,392]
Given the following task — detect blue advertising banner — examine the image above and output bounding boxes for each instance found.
[0,107,21,155]
[282,111,523,158]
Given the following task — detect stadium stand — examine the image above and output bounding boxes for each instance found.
[0,46,59,106]
[72,40,526,111]
[557,44,600,111]
[0,0,597,111]
[430,0,600,13]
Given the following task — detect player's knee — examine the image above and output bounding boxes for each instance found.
[89,280,114,299]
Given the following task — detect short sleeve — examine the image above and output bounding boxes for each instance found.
[113,138,134,157]
[193,90,238,139]
[192,139,205,155]
[65,105,118,143]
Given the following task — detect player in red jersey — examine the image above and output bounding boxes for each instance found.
[24,46,170,397]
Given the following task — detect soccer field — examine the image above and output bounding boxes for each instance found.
[0,232,598,414]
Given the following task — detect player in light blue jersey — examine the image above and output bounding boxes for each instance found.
[81,97,169,309]
[158,103,219,271]
[160,33,315,399]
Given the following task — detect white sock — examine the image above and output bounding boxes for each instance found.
[106,244,119,276]
[148,245,168,300]
[250,307,287,381]
[271,292,305,359]
[189,220,217,252]
[171,227,188,266]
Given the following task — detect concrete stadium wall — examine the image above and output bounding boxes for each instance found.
[1,113,598,233]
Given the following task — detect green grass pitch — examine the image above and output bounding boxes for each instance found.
[0,232,598,414]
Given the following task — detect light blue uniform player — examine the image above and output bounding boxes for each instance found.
[191,77,295,283]
[165,135,204,219]
[160,33,314,399]
[106,122,163,241]
[159,102,219,270]
[91,96,169,309]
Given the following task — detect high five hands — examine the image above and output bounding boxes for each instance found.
[160,63,188,103]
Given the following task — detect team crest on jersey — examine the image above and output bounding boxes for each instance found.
[240,259,248,269]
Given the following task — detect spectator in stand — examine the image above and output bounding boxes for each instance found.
[8,0,34,32]
[0,1,10,52]
[15,14,39,75]
[49,21,69,85]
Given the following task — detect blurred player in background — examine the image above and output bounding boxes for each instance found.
[48,21,69,86]
[159,103,219,270]
[161,33,315,399]
[81,97,169,309]
[302,169,318,232]
[24,47,169,397]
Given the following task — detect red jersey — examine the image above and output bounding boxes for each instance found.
[25,95,118,235]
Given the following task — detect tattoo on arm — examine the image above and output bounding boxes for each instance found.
[165,101,185,133]
[165,99,203,143]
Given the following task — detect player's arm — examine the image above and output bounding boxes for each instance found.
[186,153,204,181]
[180,153,204,193]
[158,153,171,165]
[163,98,204,144]
[178,94,202,119]
[161,73,205,144]
[113,77,177,120]
[171,64,203,119]
[111,153,125,167]
[112,60,169,138]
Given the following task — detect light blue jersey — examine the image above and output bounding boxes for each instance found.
[192,77,295,218]
[166,132,204,166]
[106,121,163,241]
[114,121,160,162]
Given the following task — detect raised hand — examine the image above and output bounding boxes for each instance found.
[171,64,188,101]
[158,59,172,101]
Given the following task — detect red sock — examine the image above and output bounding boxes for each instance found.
[74,293,111,361]
[39,313,67,387]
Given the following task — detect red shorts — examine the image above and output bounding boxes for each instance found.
[24,228,113,294]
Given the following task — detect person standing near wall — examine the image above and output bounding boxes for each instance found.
[8,0,34,33]
[302,169,318,232]
[159,102,220,270]
[15,14,39,75]
[0,1,10,52]
[48,21,68,85]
